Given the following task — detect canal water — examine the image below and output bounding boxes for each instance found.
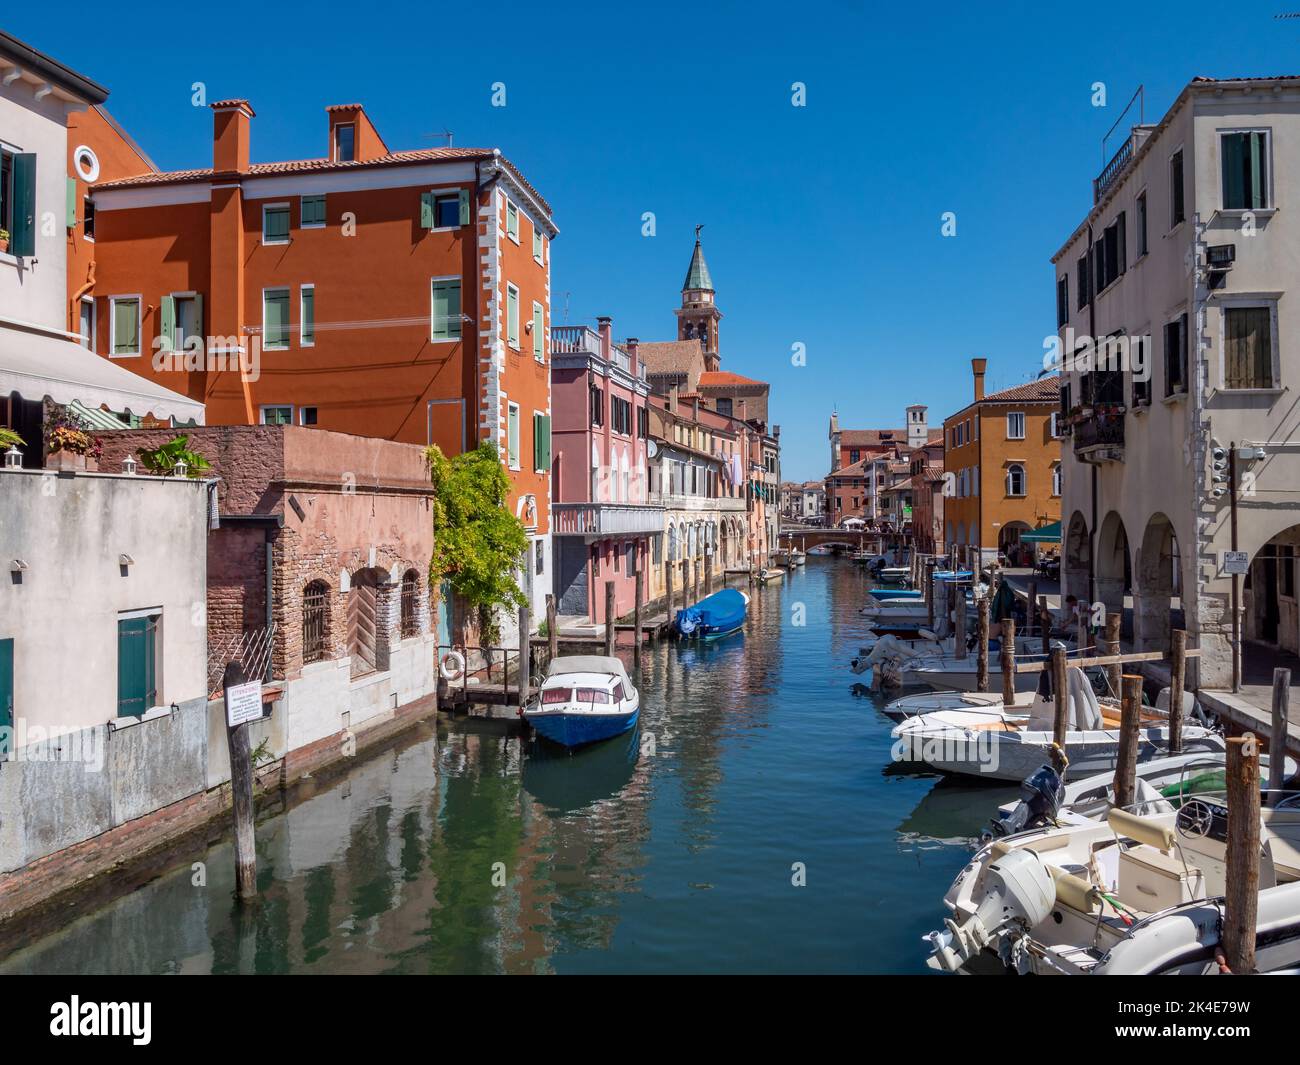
[0,558,1019,974]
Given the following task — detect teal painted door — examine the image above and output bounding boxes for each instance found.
[0,639,12,753]
[436,582,452,646]
[117,617,157,718]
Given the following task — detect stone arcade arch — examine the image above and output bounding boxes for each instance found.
[1136,513,1182,652]
[1065,511,1091,604]
[1095,512,1132,628]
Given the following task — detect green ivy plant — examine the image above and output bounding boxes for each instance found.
[425,442,528,649]
[136,434,213,478]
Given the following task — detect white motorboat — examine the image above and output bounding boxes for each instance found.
[890,668,1224,782]
[927,793,1300,974]
[898,642,1091,693]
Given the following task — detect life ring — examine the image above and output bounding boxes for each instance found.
[439,650,466,681]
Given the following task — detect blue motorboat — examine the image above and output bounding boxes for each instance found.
[675,588,748,641]
[868,587,922,600]
[523,655,639,748]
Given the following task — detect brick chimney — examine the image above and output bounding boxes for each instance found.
[211,99,254,174]
[668,381,679,413]
[596,316,612,360]
[625,337,638,377]
[971,358,988,402]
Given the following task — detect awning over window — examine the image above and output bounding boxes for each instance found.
[0,326,205,425]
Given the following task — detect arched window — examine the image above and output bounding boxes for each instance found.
[400,569,420,637]
[302,580,330,664]
[1006,464,1026,497]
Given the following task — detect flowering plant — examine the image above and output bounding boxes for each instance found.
[43,407,104,460]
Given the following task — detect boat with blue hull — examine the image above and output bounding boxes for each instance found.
[523,655,639,749]
[674,588,749,640]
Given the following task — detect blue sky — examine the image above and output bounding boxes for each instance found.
[12,1,1300,479]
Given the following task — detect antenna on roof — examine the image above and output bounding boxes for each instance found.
[563,291,571,323]
[1100,86,1144,166]
[422,129,455,147]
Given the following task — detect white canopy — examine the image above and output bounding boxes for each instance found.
[0,327,205,424]
[545,655,633,692]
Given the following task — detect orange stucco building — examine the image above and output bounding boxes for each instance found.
[73,99,558,632]
[943,359,1062,567]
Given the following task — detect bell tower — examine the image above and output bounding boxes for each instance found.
[675,226,723,371]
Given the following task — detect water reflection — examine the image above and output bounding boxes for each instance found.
[1,558,1004,975]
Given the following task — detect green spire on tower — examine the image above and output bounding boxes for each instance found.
[682,225,713,291]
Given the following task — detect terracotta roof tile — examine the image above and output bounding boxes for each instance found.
[839,428,905,447]
[698,370,767,388]
[980,376,1061,404]
[95,147,552,213]
[638,340,704,375]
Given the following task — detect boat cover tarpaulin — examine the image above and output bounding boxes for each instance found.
[675,588,747,636]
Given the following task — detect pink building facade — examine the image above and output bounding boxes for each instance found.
[550,319,663,626]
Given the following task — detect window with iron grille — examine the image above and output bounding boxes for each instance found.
[400,570,420,638]
[303,580,330,664]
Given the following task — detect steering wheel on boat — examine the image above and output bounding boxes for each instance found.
[1176,799,1215,839]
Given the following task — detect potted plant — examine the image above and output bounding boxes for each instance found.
[0,229,9,254]
[43,407,104,472]
[135,434,212,477]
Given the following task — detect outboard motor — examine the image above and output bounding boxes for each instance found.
[988,764,1065,838]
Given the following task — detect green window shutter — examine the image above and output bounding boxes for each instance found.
[0,638,12,733]
[508,406,519,467]
[536,413,551,472]
[458,188,470,225]
[507,287,518,346]
[532,303,543,359]
[301,288,314,343]
[66,176,77,228]
[117,617,153,719]
[533,228,542,260]
[1250,131,1266,210]
[113,299,139,354]
[265,291,289,347]
[420,191,434,229]
[193,293,204,341]
[11,153,36,256]
[159,296,176,351]
[432,279,461,340]
[1223,133,1245,210]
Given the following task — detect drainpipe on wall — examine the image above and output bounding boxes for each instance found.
[1086,222,1098,610]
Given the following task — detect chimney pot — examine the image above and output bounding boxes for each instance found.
[596,316,612,360]
[971,358,988,402]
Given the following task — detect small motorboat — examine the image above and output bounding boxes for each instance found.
[675,588,749,640]
[756,568,784,584]
[789,549,806,567]
[523,655,640,748]
[927,788,1300,974]
[890,667,1224,782]
[866,587,922,603]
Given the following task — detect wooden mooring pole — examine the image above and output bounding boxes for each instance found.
[665,562,674,622]
[693,558,700,606]
[926,559,936,630]
[1038,595,1050,655]
[604,580,616,656]
[1026,580,1038,638]
[222,661,258,900]
[954,585,967,659]
[546,594,558,666]
[1000,619,1016,705]
[1051,646,1069,748]
[633,562,644,672]
[1105,613,1122,700]
[1223,732,1261,974]
[1114,674,1143,811]
[1270,669,1291,804]
[1169,629,1186,754]
[976,597,990,693]
[518,606,531,710]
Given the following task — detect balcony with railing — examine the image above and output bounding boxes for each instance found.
[551,325,645,380]
[553,501,665,537]
[1070,408,1126,463]
[1093,125,1154,204]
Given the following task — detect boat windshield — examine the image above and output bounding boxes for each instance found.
[541,688,572,704]
[575,687,612,704]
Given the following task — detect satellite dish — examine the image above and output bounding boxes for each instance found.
[647,440,659,458]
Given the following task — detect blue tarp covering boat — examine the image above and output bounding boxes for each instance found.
[675,588,748,640]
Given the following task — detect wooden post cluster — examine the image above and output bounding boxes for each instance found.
[1038,595,1050,655]
[1000,619,1016,705]
[545,594,558,667]
[1270,668,1291,803]
[976,597,990,693]
[1169,629,1187,754]
[954,585,967,660]
[1105,614,1122,700]
[665,562,674,621]
[1051,646,1069,748]
[518,606,531,710]
[633,562,644,672]
[1223,733,1261,974]
[1113,674,1143,810]
[925,559,936,630]
[604,580,616,656]
[1026,580,1038,638]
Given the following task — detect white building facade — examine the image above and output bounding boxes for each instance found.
[1052,76,1300,689]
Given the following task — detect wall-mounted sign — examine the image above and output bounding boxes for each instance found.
[225,679,264,728]
[1222,550,1249,576]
